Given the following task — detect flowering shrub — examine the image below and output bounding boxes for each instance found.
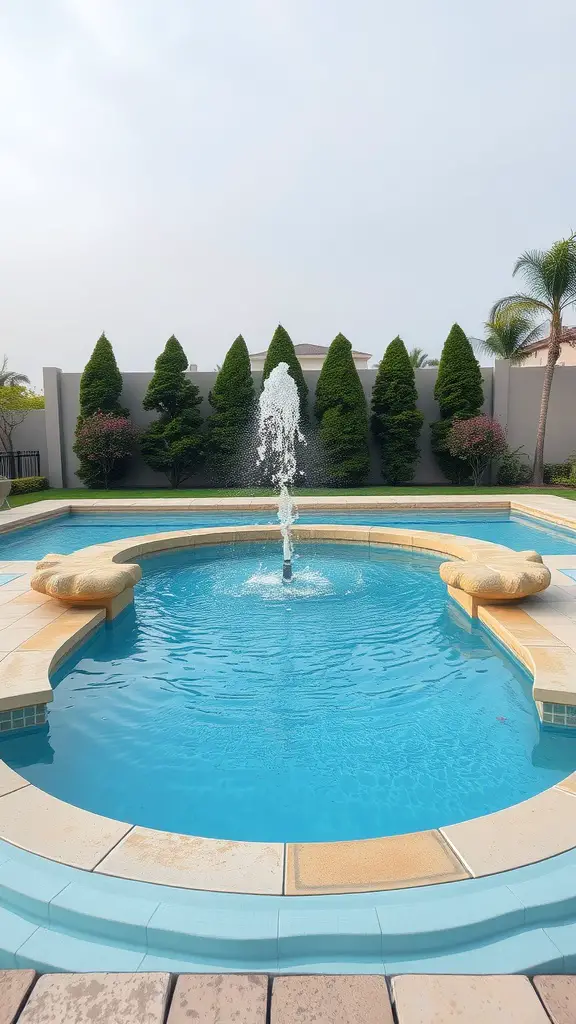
[74,412,139,488]
[446,415,507,486]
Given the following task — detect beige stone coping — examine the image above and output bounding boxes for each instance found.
[1,489,576,528]
[1,519,576,894]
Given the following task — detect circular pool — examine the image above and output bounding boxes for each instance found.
[4,540,576,843]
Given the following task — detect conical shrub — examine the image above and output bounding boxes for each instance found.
[141,335,204,487]
[430,323,483,482]
[371,336,423,483]
[206,335,254,484]
[315,334,370,485]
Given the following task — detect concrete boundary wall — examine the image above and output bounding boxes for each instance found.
[39,362,576,487]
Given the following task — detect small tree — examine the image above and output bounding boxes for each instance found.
[261,324,308,417]
[371,337,423,483]
[74,413,139,489]
[78,333,125,417]
[140,335,204,487]
[430,323,484,483]
[0,387,44,455]
[490,233,576,483]
[315,333,370,485]
[75,334,130,487]
[446,415,507,486]
[206,335,254,484]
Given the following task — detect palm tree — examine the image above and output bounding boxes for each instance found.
[491,233,576,483]
[475,310,546,364]
[408,347,439,368]
[0,356,29,389]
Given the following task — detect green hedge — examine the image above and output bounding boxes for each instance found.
[431,323,483,483]
[9,476,48,494]
[371,336,423,483]
[543,462,570,485]
[206,335,254,485]
[315,333,370,485]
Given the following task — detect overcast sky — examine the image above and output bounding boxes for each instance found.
[1,0,575,387]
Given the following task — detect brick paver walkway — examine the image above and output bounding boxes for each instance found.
[1,971,574,1023]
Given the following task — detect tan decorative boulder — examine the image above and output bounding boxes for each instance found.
[31,551,141,618]
[439,549,550,603]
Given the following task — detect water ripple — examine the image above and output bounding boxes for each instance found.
[3,540,576,843]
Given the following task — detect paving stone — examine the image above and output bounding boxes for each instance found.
[391,974,550,1023]
[271,975,393,1024]
[17,972,171,1024]
[167,974,268,1023]
[0,970,36,1024]
[533,976,576,1024]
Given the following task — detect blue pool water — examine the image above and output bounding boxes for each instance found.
[3,508,576,559]
[4,541,576,843]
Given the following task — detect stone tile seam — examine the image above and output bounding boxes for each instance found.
[0,779,31,800]
[437,828,476,879]
[90,825,136,872]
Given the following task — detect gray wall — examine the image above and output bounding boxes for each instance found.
[498,363,576,465]
[48,366,494,488]
[41,361,576,488]
[10,410,48,476]
[0,408,48,478]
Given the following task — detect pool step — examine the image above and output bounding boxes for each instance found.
[3,840,576,972]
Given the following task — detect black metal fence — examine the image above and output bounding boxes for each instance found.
[0,450,41,479]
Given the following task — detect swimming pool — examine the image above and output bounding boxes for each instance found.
[2,507,576,559]
[4,540,576,843]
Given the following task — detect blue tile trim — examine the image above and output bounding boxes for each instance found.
[0,704,47,733]
[0,837,576,973]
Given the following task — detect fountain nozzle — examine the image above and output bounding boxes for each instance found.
[282,559,293,583]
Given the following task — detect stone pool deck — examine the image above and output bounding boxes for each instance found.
[0,521,576,896]
[2,970,576,1022]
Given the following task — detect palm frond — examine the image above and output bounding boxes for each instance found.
[513,251,550,303]
[489,294,550,320]
[408,347,429,368]
[514,236,576,308]
[480,309,545,364]
[0,356,29,389]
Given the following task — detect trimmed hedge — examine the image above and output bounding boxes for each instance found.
[78,333,126,418]
[371,336,423,483]
[543,462,571,485]
[430,323,483,483]
[141,335,204,487]
[315,333,370,485]
[9,476,48,494]
[206,335,254,485]
[75,334,129,487]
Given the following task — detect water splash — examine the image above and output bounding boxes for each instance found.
[257,362,305,581]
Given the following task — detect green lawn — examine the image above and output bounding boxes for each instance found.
[10,485,576,507]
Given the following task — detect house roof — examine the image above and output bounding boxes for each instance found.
[250,343,372,358]
[523,326,576,353]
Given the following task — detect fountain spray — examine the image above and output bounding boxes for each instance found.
[257,363,305,582]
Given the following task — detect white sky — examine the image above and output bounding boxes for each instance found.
[1,0,575,387]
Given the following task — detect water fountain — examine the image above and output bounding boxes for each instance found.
[257,362,305,582]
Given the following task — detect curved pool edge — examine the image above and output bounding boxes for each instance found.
[0,523,576,897]
[3,835,576,973]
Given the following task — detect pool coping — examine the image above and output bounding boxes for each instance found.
[1,510,576,896]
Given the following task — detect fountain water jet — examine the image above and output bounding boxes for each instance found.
[257,363,305,582]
